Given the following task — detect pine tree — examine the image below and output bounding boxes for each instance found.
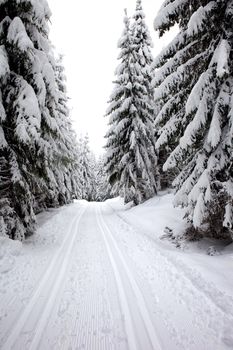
[131,0,154,98]
[154,0,233,239]
[0,1,80,239]
[95,155,112,202]
[78,135,94,201]
[105,7,158,205]
[53,55,81,204]
[0,3,42,239]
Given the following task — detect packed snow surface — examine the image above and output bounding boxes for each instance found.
[0,193,233,349]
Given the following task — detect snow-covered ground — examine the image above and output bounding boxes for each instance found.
[0,194,233,350]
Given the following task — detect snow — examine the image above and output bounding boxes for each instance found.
[185,70,212,115]
[0,45,9,80]
[29,0,52,21]
[154,0,186,31]
[0,126,7,149]
[1,194,233,349]
[211,39,230,78]
[207,98,222,148]
[14,78,41,144]
[7,17,34,52]
[192,192,206,228]
[187,3,216,37]
[180,89,209,149]
[223,203,233,230]
[107,192,186,240]
[0,237,22,274]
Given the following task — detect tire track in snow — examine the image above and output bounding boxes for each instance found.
[2,203,87,350]
[96,205,162,350]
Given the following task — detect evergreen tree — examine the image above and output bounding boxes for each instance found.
[105,7,158,205]
[78,135,94,201]
[53,55,81,204]
[131,0,154,97]
[95,155,112,202]
[0,0,79,239]
[88,150,98,201]
[154,0,233,239]
[0,2,43,239]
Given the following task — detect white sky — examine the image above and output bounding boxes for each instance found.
[48,0,175,155]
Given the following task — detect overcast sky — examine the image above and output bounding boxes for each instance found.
[48,0,175,155]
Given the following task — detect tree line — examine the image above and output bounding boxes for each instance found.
[0,0,232,242]
[104,0,233,240]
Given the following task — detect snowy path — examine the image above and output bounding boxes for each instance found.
[1,201,233,350]
[96,205,161,350]
[1,204,87,350]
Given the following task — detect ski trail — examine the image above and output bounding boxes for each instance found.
[29,205,86,350]
[2,204,87,350]
[96,205,162,350]
[96,206,137,350]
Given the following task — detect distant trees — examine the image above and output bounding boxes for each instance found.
[95,155,112,202]
[78,135,94,201]
[105,2,158,205]
[77,136,110,202]
[0,0,80,240]
[153,0,233,239]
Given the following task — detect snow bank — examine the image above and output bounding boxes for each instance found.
[0,237,22,274]
[107,193,233,298]
[107,191,186,240]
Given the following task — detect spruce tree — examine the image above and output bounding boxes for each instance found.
[154,0,233,239]
[0,3,42,239]
[95,155,112,202]
[0,0,79,239]
[53,55,81,204]
[131,0,154,98]
[105,7,158,205]
[78,135,94,201]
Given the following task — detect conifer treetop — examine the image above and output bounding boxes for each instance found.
[131,0,153,68]
[135,0,143,12]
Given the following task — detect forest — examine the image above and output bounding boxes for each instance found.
[0,0,232,242]
[0,1,233,349]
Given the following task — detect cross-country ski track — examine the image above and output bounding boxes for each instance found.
[1,201,233,350]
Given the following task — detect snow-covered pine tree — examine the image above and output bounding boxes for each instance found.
[53,55,81,204]
[78,135,95,201]
[95,155,112,202]
[154,0,233,239]
[0,0,79,239]
[0,2,42,239]
[105,7,158,205]
[131,0,154,98]
[89,151,98,201]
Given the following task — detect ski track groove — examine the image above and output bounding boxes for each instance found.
[29,204,87,350]
[96,206,137,350]
[96,205,162,350]
[2,203,87,350]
